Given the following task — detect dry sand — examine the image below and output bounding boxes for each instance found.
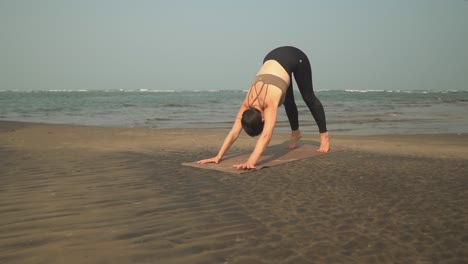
[1,121,467,263]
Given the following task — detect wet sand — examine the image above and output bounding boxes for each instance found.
[1,121,467,264]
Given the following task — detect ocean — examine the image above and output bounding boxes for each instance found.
[1,89,467,135]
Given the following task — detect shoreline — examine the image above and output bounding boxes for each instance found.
[1,120,467,160]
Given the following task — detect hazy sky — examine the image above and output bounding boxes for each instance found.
[1,0,467,91]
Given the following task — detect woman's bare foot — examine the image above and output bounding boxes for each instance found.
[288,130,303,149]
[317,132,330,152]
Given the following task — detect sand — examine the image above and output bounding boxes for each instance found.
[0,121,467,264]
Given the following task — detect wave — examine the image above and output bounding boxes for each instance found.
[0,89,178,93]
[1,89,466,94]
[344,89,466,94]
[136,89,176,93]
[0,89,241,93]
[0,89,91,93]
[345,89,386,93]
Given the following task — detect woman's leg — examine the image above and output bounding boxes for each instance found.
[293,55,330,152]
[293,57,328,133]
[283,81,303,149]
[283,81,298,131]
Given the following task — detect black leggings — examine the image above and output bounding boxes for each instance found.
[263,46,327,133]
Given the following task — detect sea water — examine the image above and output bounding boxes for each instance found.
[1,89,467,135]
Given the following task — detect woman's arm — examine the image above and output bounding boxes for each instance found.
[234,104,278,169]
[197,102,248,164]
[214,119,243,160]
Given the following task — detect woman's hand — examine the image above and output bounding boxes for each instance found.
[197,156,221,164]
[233,162,256,170]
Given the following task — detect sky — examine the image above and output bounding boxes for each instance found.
[1,0,467,91]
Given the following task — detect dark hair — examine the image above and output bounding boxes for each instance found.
[241,108,264,137]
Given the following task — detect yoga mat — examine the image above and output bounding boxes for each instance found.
[183,142,346,174]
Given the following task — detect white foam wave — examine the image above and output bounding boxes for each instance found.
[1,89,466,94]
[137,89,176,93]
[345,89,385,93]
[345,89,465,94]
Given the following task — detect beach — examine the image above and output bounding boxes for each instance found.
[1,121,467,263]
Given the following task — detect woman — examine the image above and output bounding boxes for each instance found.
[198,46,330,170]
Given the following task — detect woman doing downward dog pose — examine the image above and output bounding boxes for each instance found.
[198,46,330,170]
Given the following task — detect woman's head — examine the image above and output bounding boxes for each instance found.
[241,108,264,137]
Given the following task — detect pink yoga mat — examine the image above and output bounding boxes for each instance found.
[183,142,346,174]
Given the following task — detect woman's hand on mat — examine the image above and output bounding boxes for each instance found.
[197,156,221,164]
[233,162,256,170]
